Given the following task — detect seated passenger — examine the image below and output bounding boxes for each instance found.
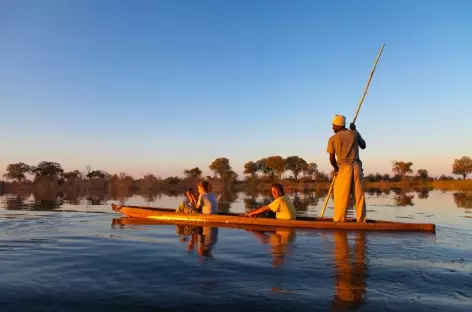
[242,183,296,220]
[176,181,218,214]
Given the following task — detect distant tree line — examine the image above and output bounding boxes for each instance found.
[2,156,472,187]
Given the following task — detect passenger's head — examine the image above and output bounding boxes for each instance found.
[332,114,346,133]
[271,183,285,199]
[197,180,211,194]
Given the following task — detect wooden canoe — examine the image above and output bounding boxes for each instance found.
[111,204,436,232]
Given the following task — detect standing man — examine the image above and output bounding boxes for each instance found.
[327,115,367,222]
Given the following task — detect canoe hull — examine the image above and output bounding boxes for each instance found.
[111,204,436,232]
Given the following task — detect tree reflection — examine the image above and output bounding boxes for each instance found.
[302,191,320,211]
[393,193,414,207]
[4,194,29,210]
[64,190,82,205]
[292,191,303,211]
[217,190,238,213]
[391,188,414,206]
[453,192,472,208]
[366,188,382,197]
[415,188,431,199]
[292,191,319,214]
[108,188,130,205]
[139,189,159,204]
[243,197,258,211]
[31,192,64,210]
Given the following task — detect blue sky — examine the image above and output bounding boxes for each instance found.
[0,0,471,178]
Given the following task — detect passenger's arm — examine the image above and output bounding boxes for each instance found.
[190,193,198,206]
[195,194,203,210]
[241,205,270,217]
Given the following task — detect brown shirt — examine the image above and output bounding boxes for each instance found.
[326,130,365,167]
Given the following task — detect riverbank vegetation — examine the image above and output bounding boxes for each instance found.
[1,156,471,196]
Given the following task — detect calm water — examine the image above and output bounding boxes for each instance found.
[0,189,471,311]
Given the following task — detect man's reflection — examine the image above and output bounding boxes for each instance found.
[331,231,367,310]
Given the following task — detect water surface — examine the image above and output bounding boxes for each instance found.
[0,190,471,311]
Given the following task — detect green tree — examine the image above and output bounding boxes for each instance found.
[64,170,83,182]
[243,161,259,178]
[266,156,285,180]
[416,169,429,180]
[438,174,454,181]
[3,162,31,182]
[303,162,318,180]
[222,170,238,182]
[365,173,376,182]
[453,192,472,208]
[183,167,202,179]
[87,170,108,179]
[256,158,274,179]
[31,161,64,181]
[374,172,383,181]
[452,156,472,180]
[209,158,232,180]
[163,176,181,184]
[314,171,329,182]
[284,156,308,181]
[117,172,134,189]
[392,161,414,181]
[142,173,158,189]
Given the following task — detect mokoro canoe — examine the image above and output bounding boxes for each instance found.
[111,204,436,232]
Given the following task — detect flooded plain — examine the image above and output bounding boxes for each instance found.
[0,189,471,311]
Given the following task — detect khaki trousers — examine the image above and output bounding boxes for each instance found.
[333,162,366,222]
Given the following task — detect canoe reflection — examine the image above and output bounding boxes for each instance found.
[111,217,367,308]
[331,231,367,310]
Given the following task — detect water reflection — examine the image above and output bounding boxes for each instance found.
[111,218,371,309]
[218,190,238,214]
[3,193,64,210]
[64,191,81,205]
[86,194,107,206]
[4,194,28,210]
[2,188,472,213]
[415,188,431,199]
[391,188,414,207]
[367,188,382,197]
[331,232,367,310]
[247,228,296,268]
[453,191,472,209]
[366,188,391,197]
[177,225,219,257]
[292,191,320,214]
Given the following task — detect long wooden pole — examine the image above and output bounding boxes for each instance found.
[320,44,385,218]
[352,43,385,124]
